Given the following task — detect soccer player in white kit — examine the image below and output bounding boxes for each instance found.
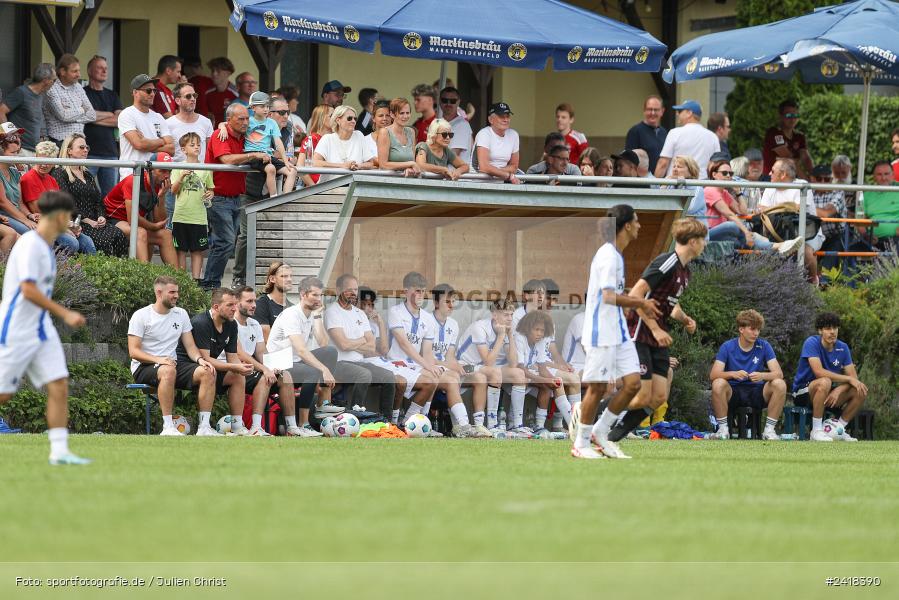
[573,205,661,460]
[0,191,90,465]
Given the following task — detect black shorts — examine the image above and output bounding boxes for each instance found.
[172,222,209,252]
[214,370,265,395]
[728,385,767,409]
[270,157,286,171]
[248,157,285,171]
[244,370,264,393]
[636,343,669,380]
[133,361,199,391]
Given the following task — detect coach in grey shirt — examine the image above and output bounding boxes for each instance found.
[0,64,56,155]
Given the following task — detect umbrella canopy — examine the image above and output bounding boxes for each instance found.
[662,0,899,182]
[230,0,666,71]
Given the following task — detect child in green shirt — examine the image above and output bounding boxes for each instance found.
[171,132,214,281]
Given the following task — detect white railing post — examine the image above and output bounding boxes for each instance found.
[128,164,143,259]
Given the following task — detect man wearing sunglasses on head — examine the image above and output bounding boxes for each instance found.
[117,74,175,180]
[438,86,473,164]
[763,99,814,179]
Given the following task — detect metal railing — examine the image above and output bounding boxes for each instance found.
[2,156,895,267]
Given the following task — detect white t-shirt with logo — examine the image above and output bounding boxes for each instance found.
[217,317,264,360]
[457,317,509,367]
[127,305,193,373]
[514,333,550,372]
[427,312,459,362]
[324,302,372,362]
[582,243,630,348]
[118,105,172,179]
[166,113,214,163]
[386,303,433,363]
[266,305,319,363]
[0,230,57,345]
[474,126,520,171]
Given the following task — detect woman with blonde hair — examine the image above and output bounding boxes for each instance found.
[665,154,706,218]
[312,105,375,183]
[298,104,334,187]
[377,97,420,177]
[52,133,127,256]
[414,118,469,180]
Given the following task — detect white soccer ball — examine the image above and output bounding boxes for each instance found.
[331,413,360,438]
[172,415,191,435]
[405,414,432,438]
[216,415,239,434]
[320,416,337,437]
[823,419,844,438]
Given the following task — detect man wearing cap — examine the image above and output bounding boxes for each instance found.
[83,55,124,198]
[103,152,177,265]
[411,83,438,143]
[654,100,720,179]
[763,99,813,179]
[43,54,96,145]
[526,132,580,182]
[0,63,56,156]
[152,55,183,119]
[321,80,350,108]
[474,102,520,184]
[625,95,667,174]
[202,103,269,290]
[611,150,641,183]
[118,74,175,180]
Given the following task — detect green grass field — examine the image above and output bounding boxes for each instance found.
[3,435,898,599]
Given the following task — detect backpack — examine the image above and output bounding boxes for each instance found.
[749,202,820,242]
[241,393,282,435]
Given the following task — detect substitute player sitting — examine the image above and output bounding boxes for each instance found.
[457,298,526,436]
[792,312,867,442]
[424,283,492,437]
[514,311,576,436]
[0,191,90,464]
[708,309,787,441]
[128,276,218,436]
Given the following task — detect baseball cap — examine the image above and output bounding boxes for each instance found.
[149,152,173,163]
[811,164,832,177]
[130,74,159,89]
[709,151,732,163]
[672,99,702,116]
[611,149,640,168]
[743,148,763,162]
[488,102,513,117]
[0,122,25,137]
[249,91,270,106]
[321,80,351,96]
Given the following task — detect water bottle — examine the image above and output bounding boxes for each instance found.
[856,193,865,219]
[780,433,799,441]
[498,408,507,431]
[304,138,314,167]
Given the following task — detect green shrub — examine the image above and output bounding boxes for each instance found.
[0,360,230,434]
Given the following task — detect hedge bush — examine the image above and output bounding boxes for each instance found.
[0,360,230,434]
[0,250,98,313]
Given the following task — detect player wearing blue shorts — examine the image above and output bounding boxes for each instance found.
[0,191,90,465]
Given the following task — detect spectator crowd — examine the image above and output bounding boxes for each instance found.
[1,52,898,289]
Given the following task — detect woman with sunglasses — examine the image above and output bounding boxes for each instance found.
[53,133,128,256]
[312,105,375,183]
[0,124,38,234]
[377,98,420,178]
[414,118,469,181]
[705,158,800,253]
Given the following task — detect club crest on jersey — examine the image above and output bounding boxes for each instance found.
[172,322,180,330]
[640,363,648,375]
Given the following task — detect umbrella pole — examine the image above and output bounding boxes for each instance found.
[856,70,872,185]
[437,60,448,118]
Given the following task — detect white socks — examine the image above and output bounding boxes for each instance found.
[405,402,423,422]
[449,402,469,426]
[421,401,432,417]
[812,417,823,431]
[592,408,619,440]
[486,386,501,428]
[252,414,263,429]
[162,415,174,429]
[48,427,68,458]
[198,411,211,429]
[535,407,548,430]
[575,423,592,449]
[510,386,526,428]
[231,415,243,429]
[473,411,485,427]
[554,394,572,426]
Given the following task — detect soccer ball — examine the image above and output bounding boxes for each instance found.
[331,413,360,438]
[320,416,337,437]
[823,419,844,438]
[172,415,190,435]
[405,414,432,438]
[216,415,240,434]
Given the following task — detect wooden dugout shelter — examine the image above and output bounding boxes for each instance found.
[245,177,694,300]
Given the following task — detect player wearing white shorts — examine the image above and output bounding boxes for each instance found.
[0,191,90,465]
[456,298,526,435]
[424,284,491,438]
[233,287,297,436]
[357,286,434,425]
[514,311,577,434]
[562,311,586,376]
[572,205,662,460]
[128,276,218,435]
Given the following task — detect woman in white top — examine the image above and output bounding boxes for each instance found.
[312,106,375,181]
[414,118,469,181]
[377,97,420,177]
[365,100,392,168]
[474,102,521,184]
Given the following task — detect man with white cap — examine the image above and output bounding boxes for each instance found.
[654,100,720,179]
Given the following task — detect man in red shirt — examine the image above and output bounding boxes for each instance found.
[103,152,177,264]
[203,57,238,127]
[891,127,899,182]
[555,103,588,167]
[183,57,214,118]
[763,99,813,178]
[152,55,183,118]
[411,83,437,143]
[201,103,270,289]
